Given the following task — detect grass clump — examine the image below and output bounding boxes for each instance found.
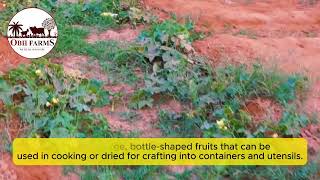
[117,18,313,139]
[121,18,311,139]
[52,26,91,56]
[139,18,203,47]
[96,43,148,84]
[155,63,310,138]
[129,89,153,109]
[0,59,111,138]
[53,1,118,29]
[158,110,202,137]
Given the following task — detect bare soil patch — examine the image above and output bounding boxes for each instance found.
[51,54,107,81]
[301,124,320,156]
[94,97,183,137]
[0,36,29,75]
[86,26,143,43]
[245,98,283,123]
[0,153,78,180]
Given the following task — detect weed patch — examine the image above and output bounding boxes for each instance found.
[152,64,310,138]
[126,20,311,139]
[0,59,111,138]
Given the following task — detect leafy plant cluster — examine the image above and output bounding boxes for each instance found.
[0,60,111,138]
[139,17,203,47]
[95,42,149,85]
[127,19,204,107]
[155,64,310,138]
[126,19,311,139]
[137,19,201,66]
[128,47,316,179]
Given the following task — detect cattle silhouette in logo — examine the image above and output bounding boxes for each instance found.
[30,26,45,37]
[21,29,29,37]
[8,21,57,38]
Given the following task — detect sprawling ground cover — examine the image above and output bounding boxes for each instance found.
[0,0,319,179]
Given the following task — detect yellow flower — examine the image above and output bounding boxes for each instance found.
[272,133,278,138]
[100,12,118,17]
[46,102,51,107]
[217,118,227,129]
[35,69,42,76]
[51,97,59,104]
[187,111,196,118]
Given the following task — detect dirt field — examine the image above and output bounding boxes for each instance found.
[144,0,320,114]
[144,0,320,161]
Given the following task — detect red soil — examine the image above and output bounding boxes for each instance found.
[86,26,143,43]
[301,124,320,155]
[245,98,283,123]
[51,54,108,81]
[144,0,320,115]
[0,35,29,179]
[0,116,77,180]
[0,114,26,142]
[0,3,5,11]
[0,153,78,180]
[144,0,320,166]
[94,97,183,137]
[0,36,29,74]
[145,0,320,37]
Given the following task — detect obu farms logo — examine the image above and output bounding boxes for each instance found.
[7,8,58,59]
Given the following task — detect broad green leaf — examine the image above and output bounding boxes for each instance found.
[50,127,70,138]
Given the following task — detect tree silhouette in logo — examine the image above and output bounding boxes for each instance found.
[42,18,55,38]
[9,21,23,38]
